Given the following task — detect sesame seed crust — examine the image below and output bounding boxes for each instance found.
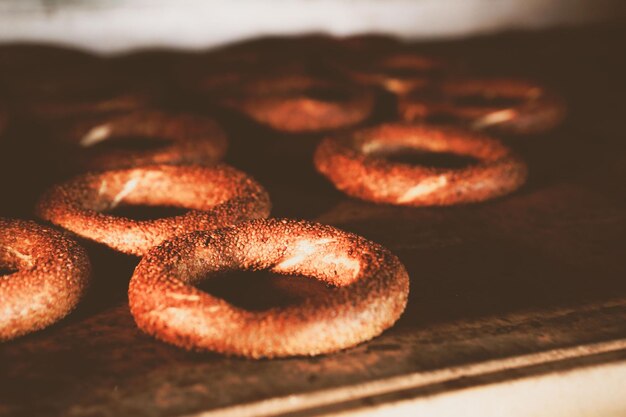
[35,164,271,256]
[0,218,91,341]
[128,218,409,358]
[314,123,528,206]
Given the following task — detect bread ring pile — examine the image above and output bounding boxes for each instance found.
[0,218,90,341]
[1,35,566,358]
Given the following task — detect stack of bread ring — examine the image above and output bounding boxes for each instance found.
[0,34,565,358]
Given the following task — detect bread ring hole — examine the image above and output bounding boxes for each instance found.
[104,204,188,221]
[84,135,173,152]
[0,266,18,277]
[371,146,480,169]
[422,112,467,126]
[196,270,331,311]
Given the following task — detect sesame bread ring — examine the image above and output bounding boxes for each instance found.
[128,218,409,358]
[314,123,528,206]
[398,78,566,134]
[337,52,446,95]
[35,164,271,256]
[27,91,148,121]
[220,75,374,133]
[0,218,90,341]
[52,110,228,171]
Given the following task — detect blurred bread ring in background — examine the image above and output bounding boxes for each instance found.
[26,90,149,121]
[334,52,447,95]
[398,78,566,134]
[35,164,271,256]
[129,218,409,358]
[49,110,228,172]
[220,75,375,133]
[314,123,528,206]
[0,218,90,341]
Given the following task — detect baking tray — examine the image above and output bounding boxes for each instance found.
[1,24,625,417]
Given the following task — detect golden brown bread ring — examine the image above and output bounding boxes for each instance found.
[220,75,374,133]
[35,164,271,256]
[128,218,409,358]
[27,91,148,121]
[398,78,566,134]
[314,123,528,206]
[0,218,90,341]
[51,110,228,171]
[336,52,446,95]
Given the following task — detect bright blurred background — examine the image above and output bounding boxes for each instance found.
[1,0,625,53]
